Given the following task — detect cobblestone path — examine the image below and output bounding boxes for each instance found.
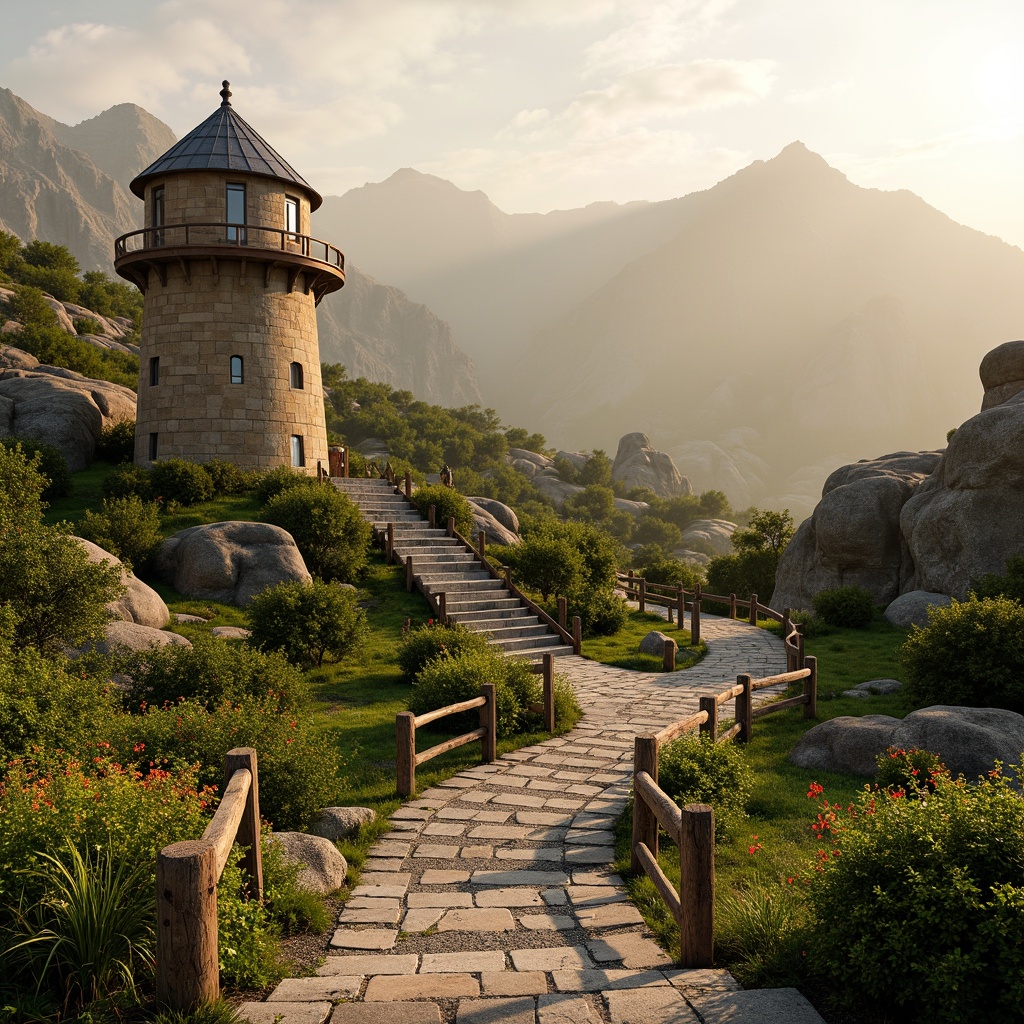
[239,614,824,1024]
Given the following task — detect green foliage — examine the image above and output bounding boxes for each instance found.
[504,427,548,453]
[644,490,734,532]
[0,442,47,532]
[397,620,490,681]
[631,516,682,551]
[20,239,80,276]
[150,458,215,506]
[972,554,1024,604]
[657,733,753,841]
[261,832,332,935]
[96,419,136,464]
[254,464,317,504]
[579,449,613,487]
[732,508,794,555]
[204,458,257,495]
[0,524,124,653]
[805,769,1024,1022]
[263,484,371,582]
[77,271,144,323]
[553,455,580,484]
[874,746,946,794]
[72,315,105,336]
[811,585,875,629]
[577,591,629,636]
[247,579,368,668]
[78,494,163,573]
[705,550,780,607]
[0,437,70,501]
[633,551,704,590]
[409,484,475,537]
[562,484,634,540]
[0,231,20,275]
[508,533,586,602]
[102,462,152,500]
[900,597,1024,714]
[215,854,283,987]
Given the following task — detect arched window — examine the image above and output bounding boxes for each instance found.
[230,355,244,384]
[289,362,304,389]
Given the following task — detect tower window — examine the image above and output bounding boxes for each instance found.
[289,362,304,389]
[152,186,165,246]
[226,182,246,243]
[149,356,160,386]
[285,196,299,240]
[230,355,244,384]
[149,433,158,461]
[290,435,305,468]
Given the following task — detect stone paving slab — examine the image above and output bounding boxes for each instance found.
[538,993,599,1024]
[364,974,479,1000]
[420,951,506,973]
[329,928,397,951]
[481,970,547,995]
[402,908,444,931]
[437,907,516,931]
[454,997,535,1024]
[236,1002,331,1024]
[605,986,700,1023]
[267,977,361,1001]
[689,988,826,1022]
[509,946,596,971]
[317,954,418,976]
[329,1005,440,1024]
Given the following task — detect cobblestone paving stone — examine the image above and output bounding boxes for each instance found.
[239,604,825,1024]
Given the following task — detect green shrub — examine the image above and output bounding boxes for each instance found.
[261,832,332,935]
[576,590,629,637]
[812,585,875,628]
[102,461,152,500]
[96,418,136,464]
[874,746,946,794]
[72,315,105,336]
[900,596,1024,714]
[262,485,370,582]
[551,673,583,731]
[205,457,256,495]
[634,552,704,591]
[805,768,1024,1021]
[657,733,753,842]
[632,517,682,551]
[254,465,317,504]
[0,437,71,500]
[216,853,283,988]
[973,554,1024,604]
[508,534,585,601]
[150,458,215,505]
[705,550,780,608]
[78,494,163,573]
[247,579,368,668]
[410,484,475,537]
[0,441,47,531]
[398,620,490,681]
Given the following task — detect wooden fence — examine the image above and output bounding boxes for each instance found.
[156,748,261,1010]
[396,683,497,796]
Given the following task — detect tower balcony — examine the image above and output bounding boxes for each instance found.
[114,222,345,304]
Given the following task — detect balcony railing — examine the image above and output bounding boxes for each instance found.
[114,222,344,272]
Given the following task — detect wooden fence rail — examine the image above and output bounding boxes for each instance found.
[156,747,261,1011]
[396,683,497,796]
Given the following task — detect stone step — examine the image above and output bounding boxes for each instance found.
[447,607,536,624]
[509,642,576,662]
[444,598,527,615]
[415,570,494,585]
[404,555,480,569]
[489,632,566,653]
[475,621,549,640]
[421,579,507,596]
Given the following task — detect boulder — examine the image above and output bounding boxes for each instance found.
[70,620,192,656]
[507,448,554,472]
[0,366,137,472]
[74,537,170,628]
[639,630,676,658]
[613,497,649,517]
[531,472,584,507]
[158,521,311,606]
[468,502,520,547]
[788,714,900,776]
[681,519,736,557]
[883,591,953,628]
[611,432,691,499]
[310,806,377,841]
[210,626,251,639]
[466,497,519,534]
[852,679,904,696]
[771,451,942,611]
[979,339,1024,411]
[271,832,347,894]
[901,392,1024,599]
[41,295,76,334]
[0,345,39,370]
[554,450,589,473]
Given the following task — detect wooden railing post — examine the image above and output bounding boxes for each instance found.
[223,748,262,898]
[782,609,793,670]
[572,615,582,655]
[557,597,567,629]
[446,516,455,538]
[406,555,414,592]
[677,586,685,631]
[480,683,497,762]
[699,696,718,742]
[804,655,818,719]
[638,578,646,613]
[627,569,634,598]
[504,566,512,589]
[396,712,416,796]
[679,803,715,968]
[437,592,447,625]
[428,504,436,527]
[798,628,806,670]
[631,734,659,875]
[729,593,737,619]
[737,673,753,742]
[542,653,555,733]
[404,470,412,498]
[386,522,394,562]
[156,840,220,1010]
[691,585,701,646]
[478,530,486,559]
[663,639,676,672]
[748,593,758,626]
[666,600,674,625]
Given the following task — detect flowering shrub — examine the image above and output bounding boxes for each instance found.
[874,746,946,794]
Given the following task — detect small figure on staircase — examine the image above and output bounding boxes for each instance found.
[439,463,454,489]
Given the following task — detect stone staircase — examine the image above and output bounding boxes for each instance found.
[335,478,575,662]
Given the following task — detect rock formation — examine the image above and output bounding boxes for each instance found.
[611,433,691,498]
[979,339,1024,411]
[75,537,170,628]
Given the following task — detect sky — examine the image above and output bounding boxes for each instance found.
[1,0,1023,247]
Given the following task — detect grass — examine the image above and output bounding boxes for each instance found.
[581,609,706,671]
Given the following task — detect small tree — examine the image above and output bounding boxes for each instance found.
[511,534,586,602]
[409,484,474,537]
[0,442,47,531]
[732,508,794,555]
[78,495,163,574]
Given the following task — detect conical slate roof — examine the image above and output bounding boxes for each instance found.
[130,82,322,210]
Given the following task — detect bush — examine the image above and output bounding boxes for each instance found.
[262,485,370,582]
[634,552,704,591]
[398,620,490,681]
[96,418,136,464]
[805,769,1024,1021]
[657,733,753,841]
[205,458,256,495]
[72,315,105,336]
[900,596,1024,714]
[577,590,629,637]
[973,554,1024,604]
[254,465,317,504]
[409,484,475,537]
[705,549,779,608]
[78,494,163,573]
[247,579,368,668]
[150,458,215,505]
[0,437,71,500]
[0,441,47,531]
[102,461,152,500]
[508,534,586,602]
[812,585,875,628]
[874,746,946,794]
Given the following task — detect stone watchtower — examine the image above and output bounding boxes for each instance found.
[114,82,344,473]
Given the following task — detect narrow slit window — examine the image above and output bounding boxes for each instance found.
[152,186,165,246]
[149,356,159,386]
[148,433,158,461]
[226,182,246,243]
[230,355,244,384]
[289,361,304,389]
[290,435,305,468]
[285,196,299,240]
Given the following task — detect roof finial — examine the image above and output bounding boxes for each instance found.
[220,80,232,107]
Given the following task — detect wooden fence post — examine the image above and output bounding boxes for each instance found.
[447,516,455,538]
[428,504,436,527]
[699,696,718,742]
[627,569,634,598]
[748,593,758,625]
[223,748,262,898]
[679,803,715,968]
[729,593,737,619]
[666,601,674,625]
[804,655,818,719]
[478,531,486,559]
[156,840,220,1010]
[558,597,567,629]
[542,653,555,733]
[631,734,659,875]
[663,639,676,672]
[572,615,582,655]
[480,683,497,763]
[782,609,793,670]
[677,586,685,631]
[638,578,646,613]
[437,592,447,625]
[396,712,416,796]
[737,673,753,742]
[386,522,394,563]
[691,585,701,646]
[504,566,512,590]
[406,555,414,592]
[404,470,412,498]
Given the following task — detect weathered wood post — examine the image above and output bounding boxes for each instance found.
[404,470,412,498]
[386,522,394,563]
[223,748,262,898]
[557,597,567,629]
[627,568,634,598]
[478,530,486,559]
[428,504,436,527]
[396,712,416,796]
[798,628,806,670]
[446,516,455,538]
[729,593,737,619]
[437,592,447,626]
[504,566,512,589]
[804,655,818,719]
[572,615,582,655]
[631,734,659,874]
[663,639,676,672]
[691,584,701,646]
[666,600,674,625]
[782,609,793,671]
[677,586,685,631]
[638,577,646,613]
[480,683,497,763]
[542,653,555,733]
[679,803,715,968]
[748,593,758,626]
[406,555,414,592]
[736,673,753,742]
[156,840,220,1009]
[699,696,718,742]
